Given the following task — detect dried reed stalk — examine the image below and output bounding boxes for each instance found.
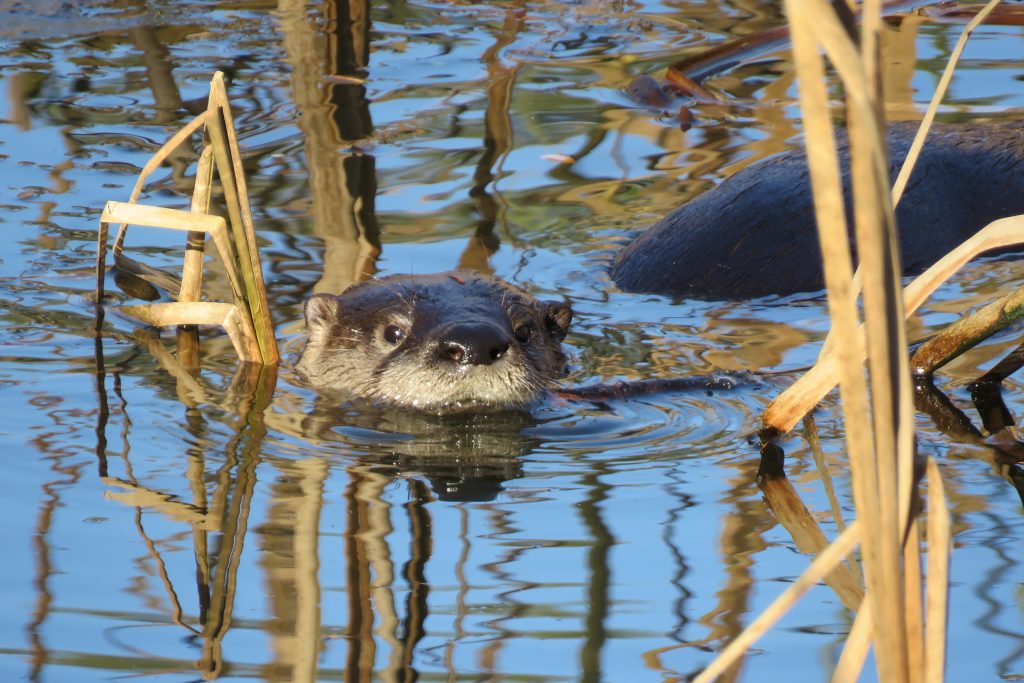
[763,0,1012,434]
[700,1,958,680]
[764,214,1024,434]
[95,71,279,366]
[924,458,951,683]
[830,602,873,683]
[97,201,262,362]
[891,0,1004,206]
[786,2,913,678]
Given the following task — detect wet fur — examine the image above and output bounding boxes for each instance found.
[297,272,572,412]
[612,121,1024,299]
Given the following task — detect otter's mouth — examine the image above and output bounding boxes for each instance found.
[368,361,546,413]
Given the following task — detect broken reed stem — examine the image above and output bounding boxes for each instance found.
[113,112,209,256]
[178,143,214,369]
[693,522,861,683]
[207,73,279,365]
[181,144,214,303]
[783,2,904,680]
[98,72,279,367]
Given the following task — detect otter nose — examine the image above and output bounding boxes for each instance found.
[438,323,510,366]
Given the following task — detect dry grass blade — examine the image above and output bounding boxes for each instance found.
[891,0,1005,207]
[97,72,279,367]
[205,73,279,364]
[830,601,873,683]
[904,521,925,683]
[763,214,1024,433]
[121,302,261,362]
[112,112,208,255]
[693,522,861,683]
[925,458,951,683]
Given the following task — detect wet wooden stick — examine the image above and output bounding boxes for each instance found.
[911,283,1024,376]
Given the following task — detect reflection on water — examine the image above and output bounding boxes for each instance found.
[3,1,1024,681]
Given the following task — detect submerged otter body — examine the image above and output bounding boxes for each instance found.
[612,121,1024,299]
[297,273,573,412]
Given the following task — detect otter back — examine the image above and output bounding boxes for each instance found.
[296,272,572,412]
[611,121,1024,299]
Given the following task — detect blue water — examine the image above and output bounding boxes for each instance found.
[2,2,1024,681]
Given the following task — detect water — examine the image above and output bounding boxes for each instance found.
[2,1,1024,680]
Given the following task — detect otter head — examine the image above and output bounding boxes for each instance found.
[296,272,573,412]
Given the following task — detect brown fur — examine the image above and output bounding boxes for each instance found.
[297,272,572,412]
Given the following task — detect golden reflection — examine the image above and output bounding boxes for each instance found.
[21,4,1024,682]
[279,0,380,294]
[458,7,524,274]
[262,457,329,683]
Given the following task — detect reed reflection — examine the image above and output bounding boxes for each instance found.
[279,0,380,295]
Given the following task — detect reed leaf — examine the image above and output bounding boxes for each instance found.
[891,0,1005,206]
[925,458,951,683]
[830,601,873,683]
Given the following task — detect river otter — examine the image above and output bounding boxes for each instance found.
[297,272,743,412]
[297,272,573,412]
[612,121,1024,299]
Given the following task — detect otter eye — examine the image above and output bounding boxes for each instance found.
[513,323,532,343]
[383,325,405,344]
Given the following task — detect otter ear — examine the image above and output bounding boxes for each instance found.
[543,301,573,341]
[304,293,341,336]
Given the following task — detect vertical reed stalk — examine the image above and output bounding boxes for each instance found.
[700,1,953,680]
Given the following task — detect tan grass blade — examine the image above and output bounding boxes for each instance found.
[904,520,925,683]
[205,72,279,364]
[891,0,1005,207]
[112,111,209,255]
[763,215,1024,433]
[924,458,951,683]
[120,302,261,362]
[830,601,873,683]
[693,522,861,683]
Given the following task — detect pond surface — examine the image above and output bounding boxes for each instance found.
[3,1,1024,681]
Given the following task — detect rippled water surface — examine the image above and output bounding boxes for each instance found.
[3,1,1024,681]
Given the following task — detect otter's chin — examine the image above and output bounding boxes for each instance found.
[368,363,547,413]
